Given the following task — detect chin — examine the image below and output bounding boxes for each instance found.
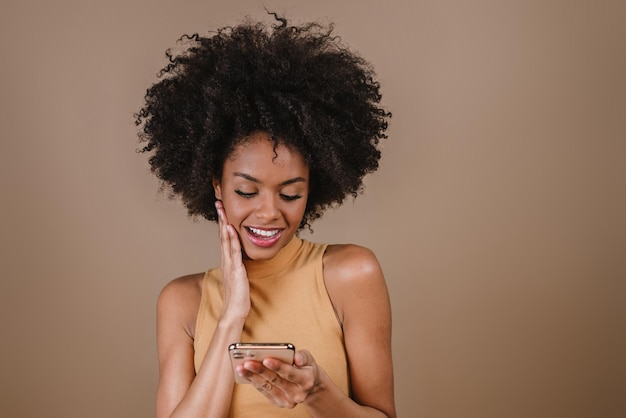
[240,236,289,261]
[241,246,279,261]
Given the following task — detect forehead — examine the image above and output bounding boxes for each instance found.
[224,135,308,176]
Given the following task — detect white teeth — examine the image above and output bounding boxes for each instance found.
[248,227,279,237]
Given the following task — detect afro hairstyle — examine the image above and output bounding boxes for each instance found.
[136,13,390,229]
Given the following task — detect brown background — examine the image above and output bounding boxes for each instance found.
[1,1,624,417]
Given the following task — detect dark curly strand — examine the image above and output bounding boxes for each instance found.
[136,14,390,228]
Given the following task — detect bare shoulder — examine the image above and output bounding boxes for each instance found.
[323,243,383,283]
[322,244,387,325]
[159,272,204,302]
[157,272,205,339]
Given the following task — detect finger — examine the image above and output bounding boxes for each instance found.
[260,380,273,392]
[245,360,281,383]
[265,350,319,398]
[243,361,282,390]
[255,373,281,391]
[256,380,287,406]
[262,358,300,385]
[227,224,242,260]
[215,202,242,262]
[254,359,314,407]
[294,350,315,367]
[244,364,294,408]
[216,201,234,265]
[215,200,224,229]
[242,362,273,387]
[262,356,293,371]
[215,201,225,243]
[216,201,231,238]
[215,199,225,218]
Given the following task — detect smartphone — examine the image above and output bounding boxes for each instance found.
[228,342,295,384]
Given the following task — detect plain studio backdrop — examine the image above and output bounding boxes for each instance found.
[1,1,624,417]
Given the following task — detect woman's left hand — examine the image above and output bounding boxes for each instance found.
[236,350,321,408]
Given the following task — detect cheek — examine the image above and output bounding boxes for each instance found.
[220,195,245,222]
[291,201,308,221]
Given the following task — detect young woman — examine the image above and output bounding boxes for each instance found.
[136,14,395,418]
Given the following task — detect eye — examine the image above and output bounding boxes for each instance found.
[235,190,256,198]
[280,194,302,201]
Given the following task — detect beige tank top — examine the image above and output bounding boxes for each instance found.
[194,237,349,417]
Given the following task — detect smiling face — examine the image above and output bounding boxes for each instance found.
[212,132,309,261]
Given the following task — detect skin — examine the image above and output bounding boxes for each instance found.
[156,132,396,417]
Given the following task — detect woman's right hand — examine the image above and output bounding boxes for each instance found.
[215,200,251,321]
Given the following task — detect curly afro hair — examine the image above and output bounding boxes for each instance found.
[136,14,390,229]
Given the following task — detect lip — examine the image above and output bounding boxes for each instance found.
[244,226,284,248]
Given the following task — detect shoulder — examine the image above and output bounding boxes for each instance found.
[322,244,387,325]
[158,272,204,309]
[323,243,383,282]
[157,272,205,339]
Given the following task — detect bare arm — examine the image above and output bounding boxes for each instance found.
[304,244,395,417]
[156,201,250,418]
[155,278,245,418]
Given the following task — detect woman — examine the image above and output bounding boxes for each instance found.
[137,14,395,418]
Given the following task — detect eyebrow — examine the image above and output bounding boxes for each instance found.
[233,172,307,186]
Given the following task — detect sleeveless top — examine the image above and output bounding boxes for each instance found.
[193,237,350,417]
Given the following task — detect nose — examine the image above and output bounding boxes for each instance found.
[254,193,280,222]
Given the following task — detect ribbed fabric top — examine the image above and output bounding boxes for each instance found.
[194,237,349,417]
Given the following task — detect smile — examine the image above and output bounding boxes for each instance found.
[247,227,280,238]
[244,226,283,247]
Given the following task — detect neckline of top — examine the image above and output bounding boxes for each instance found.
[242,236,304,279]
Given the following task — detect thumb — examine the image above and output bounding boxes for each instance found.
[294,350,314,367]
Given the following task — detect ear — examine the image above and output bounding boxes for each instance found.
[212,177,222,200]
